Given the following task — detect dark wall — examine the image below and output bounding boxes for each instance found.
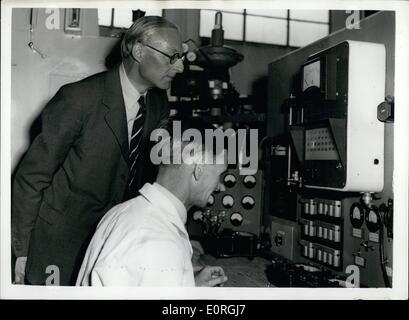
[330,10,381,33]
[330,10,351,32]
[227,42,294,99]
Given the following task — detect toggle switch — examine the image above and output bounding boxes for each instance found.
[304,202,310,214]
[317,226,323,238]
[333,250,341,267]
[318,202,324,214]
[328,229,334,241]
[317,249,322,261]
[328,253,333,266]
[323,227,328,239]
[334,201,342,217]
[310,199,316,215]
[328,204,334,217]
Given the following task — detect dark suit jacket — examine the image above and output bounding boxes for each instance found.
[11,66,169,285]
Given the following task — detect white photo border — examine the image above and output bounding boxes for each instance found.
[1,0,408,300]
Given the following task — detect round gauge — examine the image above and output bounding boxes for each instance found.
[223,173,237,188]
[186,51,197,63]
[365,207,380,232]
[222,194,234,209]
[206,194,215,207]
[241,195,255,210]
[230,212,243,226]
[243,175,256,188]
[349,203,365,228]
[302,59,321,91]
[192,210,203,222]
[182,43,189,53]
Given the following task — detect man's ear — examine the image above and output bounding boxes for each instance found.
[131,42,143,62]
[193,164,204,181]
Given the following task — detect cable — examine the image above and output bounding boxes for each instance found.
[374,208,391,287]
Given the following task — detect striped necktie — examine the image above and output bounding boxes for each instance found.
[127,95,146,196]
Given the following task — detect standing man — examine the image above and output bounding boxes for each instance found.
[12,16,185,285]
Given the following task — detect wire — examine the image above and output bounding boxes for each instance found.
[374,208,391,287]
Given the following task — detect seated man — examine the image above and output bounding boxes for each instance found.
[76,132,228,286]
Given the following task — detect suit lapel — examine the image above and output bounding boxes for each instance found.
[102,66,129,161]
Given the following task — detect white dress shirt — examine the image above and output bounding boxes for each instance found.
[76,182,195,286]
[119,63,146,146]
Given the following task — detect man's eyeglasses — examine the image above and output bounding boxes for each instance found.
[144,44,186,65]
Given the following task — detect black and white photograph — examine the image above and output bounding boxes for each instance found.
[1,0,408,302]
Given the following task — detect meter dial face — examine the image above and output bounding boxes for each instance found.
[222,195,234,209]
[182,42,189,53]
[206,194,215,207]
[365,208,380,232]
[349,203,365,228]
[223,173,237,188]
[186,51,197,62]
[241,195,255,210]
[243,175,256,189]
[230,212,243,226]
[192,210,203,221]
[303,59,321,91]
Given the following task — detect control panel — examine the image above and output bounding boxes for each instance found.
[297,196,393,286]
[290,40,386,192]
[267,37,393,287]
[299,197,343,270]
[343,199,393,286]
[187,168,263,238]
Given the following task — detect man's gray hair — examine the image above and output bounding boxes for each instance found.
[121,16,180,59]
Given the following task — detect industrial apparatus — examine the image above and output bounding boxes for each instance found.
[266,12,395,288]
[170,12,265,258]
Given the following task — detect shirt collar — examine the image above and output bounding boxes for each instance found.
[119,62,143,109]
[138,182,192,256]
[139,182,188,230]
[153,182,187,225]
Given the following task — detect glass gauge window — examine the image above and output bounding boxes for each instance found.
[222,195,235,209]
[192,210,203,221]
[241,195,255,210]
[349,203,365,228]
[230,212,243,226]
[365,208,380,232]
[243,175,256,188]
[207,194,215,207]
[223,173,237,188]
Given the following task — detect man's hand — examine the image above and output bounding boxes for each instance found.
[195,266,227,287]
[14,256,27,284]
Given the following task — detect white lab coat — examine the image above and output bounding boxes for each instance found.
[76,183,194,286]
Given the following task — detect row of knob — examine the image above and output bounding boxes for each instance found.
[300,219,341,243]
[300,241,341,268]
[302,199,342,218]
[207,194,256,210]
[193,209,244,226]
[223,173,257,189]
